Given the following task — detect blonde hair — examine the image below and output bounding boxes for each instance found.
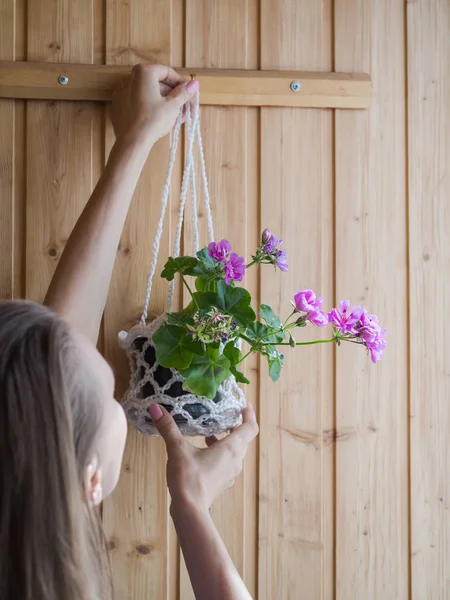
[0,301,112,600]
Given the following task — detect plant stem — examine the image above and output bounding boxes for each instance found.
[180,274,199,310]
[246,260,256,268]
[283,309,297,327]
[257,326,286,343]
[269,338,337,347]
[341,337,364,346]
[236,349,254,365]
[239,333,255,346]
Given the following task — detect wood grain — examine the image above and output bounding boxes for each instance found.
[334,1,409,598]
[407,1,450,598]
[179,1,259,597]
[1,1,449,598]
[101,1,173,599]
[0,61,372,108]
[259,1,334,598]
[26,0,95,303]
[0,0,26,300]
[0,0,15,299]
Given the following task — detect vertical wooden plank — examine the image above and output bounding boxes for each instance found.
[407,1,450,599]
[102,2,173,599]
[13,0,26,300]
[0,0,25,300]
[180,2,259,598]
[0,0,15,299]
[259,1,334,599]
[168,4,184,599]
[26,1,95,303]
[334,1,409,599]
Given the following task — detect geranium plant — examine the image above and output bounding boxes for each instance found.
[153,230,386,399]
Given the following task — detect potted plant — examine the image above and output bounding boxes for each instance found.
[118,229,385,436]
[118,97,386,437]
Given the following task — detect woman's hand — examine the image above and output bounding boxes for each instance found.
[149,404,259,512]
[111,63,199,148]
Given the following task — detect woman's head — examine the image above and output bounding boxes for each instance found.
[0,301,127,600]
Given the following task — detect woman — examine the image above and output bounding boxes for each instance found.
[0,64,258,600]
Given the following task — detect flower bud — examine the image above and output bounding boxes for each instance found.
[262,229,271,244]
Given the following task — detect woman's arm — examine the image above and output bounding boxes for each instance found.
[44,64,198,343]
[150,404,258,599]
[171,501,253,600]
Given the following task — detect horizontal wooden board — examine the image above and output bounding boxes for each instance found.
[0,61,372,108]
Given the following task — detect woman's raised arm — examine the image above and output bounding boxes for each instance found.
[44,64,198,343]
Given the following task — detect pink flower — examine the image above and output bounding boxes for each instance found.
[274,250,288,272]
[293,290,327,327]
[263,231,283,254]
[294,289,324,313]
[353,311,381,343]
[208,239,231,263]
[328,300,363,334]
[366,330,387,363]
[307,310,328,327]
[224,253,246,285]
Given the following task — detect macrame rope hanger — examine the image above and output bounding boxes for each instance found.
[119,80,246,437]
[141,79,215,324]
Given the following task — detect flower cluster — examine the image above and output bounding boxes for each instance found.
[328,301,387,363]
[208,240,246,285]
[261,229,288,272]
[154,230,386,399]
[186,308,237,345]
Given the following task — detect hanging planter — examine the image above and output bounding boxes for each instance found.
[120,91,387,437]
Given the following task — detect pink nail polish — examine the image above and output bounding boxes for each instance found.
[149,403,163,421]
[186,79,199,94]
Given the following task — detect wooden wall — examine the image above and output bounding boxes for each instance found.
[0,0,449,598]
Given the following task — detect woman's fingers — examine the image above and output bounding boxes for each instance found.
[149,404,185,451]
[151,64,187,88]
[205,436,219,447]
[159,81,174,97]
[226,404,259,449]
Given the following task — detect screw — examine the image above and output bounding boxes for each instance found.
[290,80,301,92]
[58,74,69,86]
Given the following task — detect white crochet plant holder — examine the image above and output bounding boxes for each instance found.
[119,92,246,437]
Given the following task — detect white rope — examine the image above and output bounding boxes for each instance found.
[195,112,215,243]
[141,89,213,320]
[166,93,200,312]
[141,112,183,324]
[187,103,200,254]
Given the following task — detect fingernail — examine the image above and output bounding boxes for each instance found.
[186,79,199,94]
[149,404,163,421]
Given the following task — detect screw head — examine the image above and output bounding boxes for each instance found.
[58,74,69,86]
[290,80,301,92]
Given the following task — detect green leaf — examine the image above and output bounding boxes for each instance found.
[245,321,270,342]
[259,304,285,342]
[260,304,282,329]
[161,256,199,281]
[179,348,231,399]
[230,365,250,385]
[195,277,206,292]
[263,345,284,382]
[153,324,202,370]
[195,280,256,327]
[167,301,197,326]
[196,247,217,271]
[184,248,219,279]
[223,342,241,365]
[246,321,284,344]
